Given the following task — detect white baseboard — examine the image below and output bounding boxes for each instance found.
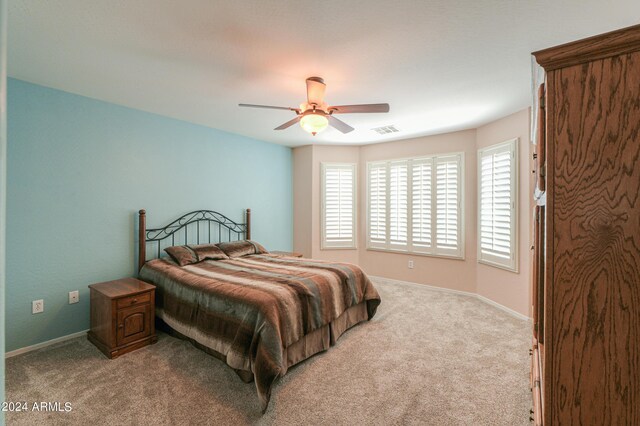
[5,329,89,358]
[369,275,531,321]
[475,294,531,321]
[370,275,477,297]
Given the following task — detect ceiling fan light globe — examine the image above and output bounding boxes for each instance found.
[300,113,328,135]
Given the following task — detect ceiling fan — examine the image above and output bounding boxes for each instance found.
[239,77,390,136]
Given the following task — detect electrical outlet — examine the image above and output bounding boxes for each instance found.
[408,260,414,269]
[32,299,44,314]
[69,290,79,304]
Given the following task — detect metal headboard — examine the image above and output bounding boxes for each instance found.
[138,208,251,271]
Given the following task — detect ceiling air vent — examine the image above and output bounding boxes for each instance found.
[372,125,400,135]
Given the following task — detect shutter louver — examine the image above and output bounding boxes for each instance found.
[368,163,387,248]
[411,159,432,252]
[435,156,460,254]
[389,161,408,249]
[322,164,356,248]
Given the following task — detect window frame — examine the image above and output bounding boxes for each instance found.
[477,138,519,272]
[366,152,465,260]
[320,162,357,250]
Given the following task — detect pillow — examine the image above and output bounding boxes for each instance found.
[164,245,198,266]
[164,244,229,266]
[191,244,229,262]
[216,240,268,258]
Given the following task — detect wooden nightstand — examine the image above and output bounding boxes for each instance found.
[87,277,157,359]
[271,251,303,258]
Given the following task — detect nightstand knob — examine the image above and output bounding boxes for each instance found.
[118,324,124,329]
[131,299,137,304]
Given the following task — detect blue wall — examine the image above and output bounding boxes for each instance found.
[6,79,293,352]
[1,0,7,420]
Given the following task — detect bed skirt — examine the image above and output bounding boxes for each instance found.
[155,300,370,385]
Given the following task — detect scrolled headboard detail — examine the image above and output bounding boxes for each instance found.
[138,208,251,271]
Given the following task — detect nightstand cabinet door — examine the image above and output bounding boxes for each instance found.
[116,304,152,346]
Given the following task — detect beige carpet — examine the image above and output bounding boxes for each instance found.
[6,279,532,425]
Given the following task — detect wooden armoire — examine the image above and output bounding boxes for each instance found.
[530,25,640,425]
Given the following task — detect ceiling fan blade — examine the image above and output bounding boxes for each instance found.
[328,116,355,134]
[329,103,390,114]
[306,77,326,106]
[239,103,300,113]
[274,116,301,130]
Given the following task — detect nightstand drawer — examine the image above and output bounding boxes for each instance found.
[116,292,151,309]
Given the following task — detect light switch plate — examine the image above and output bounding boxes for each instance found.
[69,290,79,304]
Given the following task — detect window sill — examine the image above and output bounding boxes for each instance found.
[478,259,519,273]
[366,247,464,261]
[320,246,358,251]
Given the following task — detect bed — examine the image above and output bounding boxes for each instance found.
[136,209,381,412]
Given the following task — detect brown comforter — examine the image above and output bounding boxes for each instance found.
[139,254,381,412]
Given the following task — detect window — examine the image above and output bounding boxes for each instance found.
[478,139,518,272]
[367,153,464,258]
[321,163,356,249]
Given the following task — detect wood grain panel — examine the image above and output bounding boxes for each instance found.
[534,24,640,71]
[537,206,545,345]
[117,304,152,346]
[532,206,540,339]
[89,289,113,346]
[89,277,155,299]
[116,292,151,309]
[123,312,145,337]
[549,52,640,425]
[537,84,546,192]
[533,346,543,425]
[543,72,557,426]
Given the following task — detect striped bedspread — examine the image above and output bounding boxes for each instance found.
[139,254,381,412]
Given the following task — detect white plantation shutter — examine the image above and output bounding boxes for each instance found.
[435,155,463,257]
[367,153,463,258]
[368,163,387,248]
[411,159,432,252]
[389,161,408,248]
[321,163,356,249]
[478,139,518,271]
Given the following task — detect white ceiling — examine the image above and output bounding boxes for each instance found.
[8,1,640,147]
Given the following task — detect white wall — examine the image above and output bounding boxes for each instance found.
[476,109,532,316]
[293,146,313,257]
[358,130,478,293]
